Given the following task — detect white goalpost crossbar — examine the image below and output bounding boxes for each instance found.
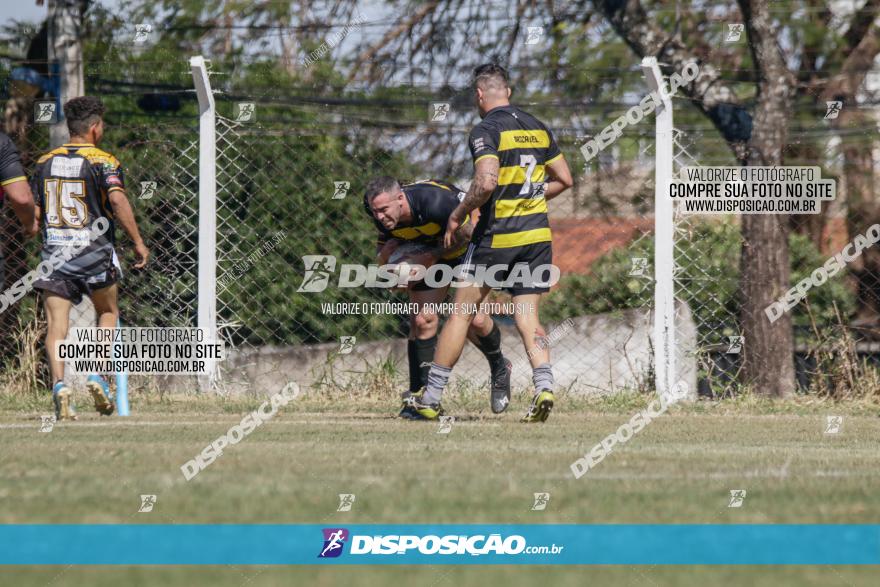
[641,56,677,397]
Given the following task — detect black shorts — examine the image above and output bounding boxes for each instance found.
[34,267,119,305]
[460,240,554,296]
[408,255,465,292]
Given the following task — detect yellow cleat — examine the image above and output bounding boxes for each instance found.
[86,375,115,416]
[405,389,444,421]
[52,382,78,421]
[521,390,554,423]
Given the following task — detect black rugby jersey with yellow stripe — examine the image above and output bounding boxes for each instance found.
[0,132,27,198]
[468,105,562,249]
[0,132,28,286]
[31,143,124,278]
[364,179,469,261]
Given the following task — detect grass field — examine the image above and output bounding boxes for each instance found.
[1,388,879,585]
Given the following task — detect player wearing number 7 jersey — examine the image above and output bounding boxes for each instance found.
[31,96,149,421]
[411,63,573,423]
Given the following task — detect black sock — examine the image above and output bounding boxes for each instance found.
[413,335,437,390]
[407,340,420,392]
[475,321,505,371]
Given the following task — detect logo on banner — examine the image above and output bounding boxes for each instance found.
[318,528,349,558]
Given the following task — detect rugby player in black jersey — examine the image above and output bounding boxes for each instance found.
[412,63,573,423]
[31,97,149,420]
[0,131,38,290]
[364,176,512,417]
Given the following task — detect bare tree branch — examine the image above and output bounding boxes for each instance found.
[821,18,880,101]
[347,0,440,84]
[591,0,749,160]
[844,0,880,50]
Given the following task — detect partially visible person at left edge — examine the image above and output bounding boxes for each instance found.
[0,131,39,291]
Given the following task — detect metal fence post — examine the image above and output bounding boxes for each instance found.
[642,56,676,397]
[191,56,218,391]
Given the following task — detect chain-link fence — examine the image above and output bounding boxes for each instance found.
[201,107,645,395]
[668,111,874,398]
[4,76,879,400]
[1,113,201,391]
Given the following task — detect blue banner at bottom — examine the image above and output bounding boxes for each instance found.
[0,524,877,565]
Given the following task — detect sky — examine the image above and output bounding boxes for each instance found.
[2,0,47,24]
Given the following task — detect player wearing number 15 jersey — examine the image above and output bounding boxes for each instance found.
[31,96,149,421]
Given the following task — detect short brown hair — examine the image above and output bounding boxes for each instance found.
[473,63,509,91]
[364,176,401,205]
[64,96,105,136]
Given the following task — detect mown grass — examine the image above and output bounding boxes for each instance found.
[1,403,879,585]
[2,347,879,586]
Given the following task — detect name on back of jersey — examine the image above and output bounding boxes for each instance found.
[50,156,84,178]
[512,134,540,145]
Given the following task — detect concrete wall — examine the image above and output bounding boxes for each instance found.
[209,302,697,399]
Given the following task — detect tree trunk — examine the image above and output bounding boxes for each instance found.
[737,0,796,397]
[738,216,796,396]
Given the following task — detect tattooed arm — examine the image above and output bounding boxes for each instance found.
[443,158,498,249]
[436,217,475,258]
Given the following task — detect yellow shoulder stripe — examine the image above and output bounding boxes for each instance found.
[75,147,120,167]
[0,175,27,186]
[545,153,563,166]
[405,179,451,191]
[37,147,69,164]
[474,154,499,165]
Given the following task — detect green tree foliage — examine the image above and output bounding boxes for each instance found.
[542,220,855,341]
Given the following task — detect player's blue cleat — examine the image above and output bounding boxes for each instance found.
[52,381,77,421]
[86,375,115,416]
[521,390,554,423]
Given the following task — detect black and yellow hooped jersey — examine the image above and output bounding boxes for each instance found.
[31,143,124,278]
[468,105,562,249]
[363,179,469,260]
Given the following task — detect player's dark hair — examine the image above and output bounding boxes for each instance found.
[64,96,106,137]
[473,63,509,91]
[363,176,401,208]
